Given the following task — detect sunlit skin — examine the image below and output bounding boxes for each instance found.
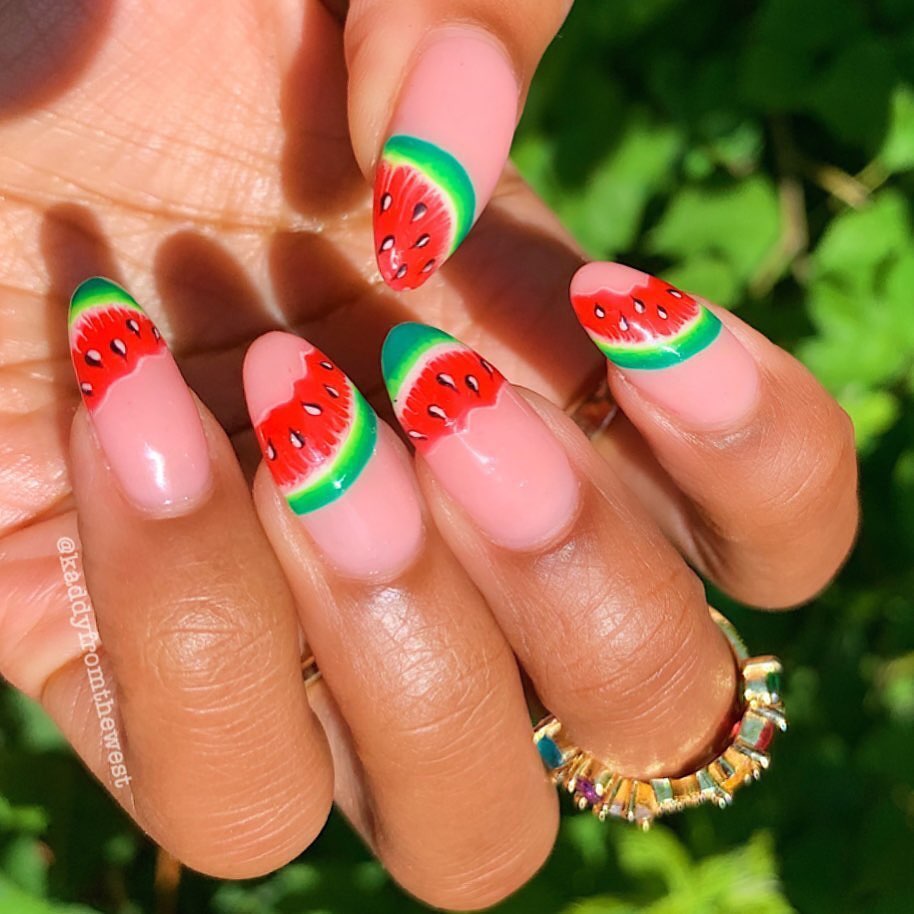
[0,2,857,909]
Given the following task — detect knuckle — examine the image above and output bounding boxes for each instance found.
[551,559,703,708]
[380,626,510,760]
[143,595,273,712]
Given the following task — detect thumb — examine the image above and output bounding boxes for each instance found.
[344,0,572,291]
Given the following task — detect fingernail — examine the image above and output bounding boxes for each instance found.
[374,27,519,290]
[570,263,760,427]
[69,278,211,514]
[382,323,579,550]
[244,332,424,579]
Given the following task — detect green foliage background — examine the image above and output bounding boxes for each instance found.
[3,0,914,911]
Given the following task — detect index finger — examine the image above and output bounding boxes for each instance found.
[344,0,572,288]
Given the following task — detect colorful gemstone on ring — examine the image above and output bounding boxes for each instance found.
[536,735,565,769]
[574,778,601,805]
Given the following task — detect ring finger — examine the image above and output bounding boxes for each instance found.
[379,321,747,779]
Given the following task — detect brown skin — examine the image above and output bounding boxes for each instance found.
[0,1,857,909]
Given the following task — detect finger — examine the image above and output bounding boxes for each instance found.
[381,323,738,779]
[570,263,859,608]
[243,331,557,910]
[67,280,332,877]
[344,0,572,289]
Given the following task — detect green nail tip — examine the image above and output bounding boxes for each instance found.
[381,322,456,403]
[382,135,476,253]
[69,277,143,327]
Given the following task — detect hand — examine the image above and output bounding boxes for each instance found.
[0,1,857,909]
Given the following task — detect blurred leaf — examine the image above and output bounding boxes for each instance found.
[550,115,682,256]
[647,176,781,286]
[560,898,637,914]
[614,827,691,892]
[878,84,914,174]
[844,389,902,453]
[0,875,102,914]
[663,255,740,305]
[806,39,896,150]
[739,0,865,110]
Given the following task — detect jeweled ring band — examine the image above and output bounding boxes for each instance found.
[533,608,786,828]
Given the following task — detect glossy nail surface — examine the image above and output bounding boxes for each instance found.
[244,332,423,579]
[374,27,519,290]
[570,263,760,427]
[382,323,578,550]
[69,278,211,514]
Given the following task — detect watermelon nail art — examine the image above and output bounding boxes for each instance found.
[69,278,211,512]
[571,270,721,370]
[373,28,519,291]
[570,263,760,427]
[382,323,579,550]
[70,277,166,407]
[244,332,424,578]
[374,136,475,291]
[247,341,377,515]
[381,322,504,449]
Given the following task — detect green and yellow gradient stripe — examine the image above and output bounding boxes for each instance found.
[381,136,476,254]
[596,306,722,371]
[285,387,378,516]
[69,277,145,327]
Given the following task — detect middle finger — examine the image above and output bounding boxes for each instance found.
[381,322,738,779]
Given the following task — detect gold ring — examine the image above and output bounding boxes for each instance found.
[533,608,786,828]
[567,370,617,439]
[301,653,322,686]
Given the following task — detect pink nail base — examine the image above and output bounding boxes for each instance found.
[424,387,580,551]
[301,426,425,581]
[90,352,212,515]
[623,329,760,428]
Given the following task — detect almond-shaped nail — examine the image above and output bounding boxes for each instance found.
[244,332,424,579]
[570,263,760,427]
[382,323,578,550]
[69,277,211,514]
[374,27,519,290]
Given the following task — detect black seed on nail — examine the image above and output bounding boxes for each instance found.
[379,235,394,253]
[395,264,408,279]
[619,316,629,332]
[289,429,305,448]
[420,259,435,273]
[110,338,128,358]
[633,298,646,314]
[408,429,427,440]
[152,326,161,341]
[465,374,479,393]
[320,360,333,371]
[427,404,447,421]
[380,192,392,212]
[126,318,141,336]
[657,306,668,320]
[303,403,322,416]
[668,288,683,298]
[325,384,340,398]
[594,304,606,319]
[84,349,103,367]
[411,202,427,221]
[436,372,457,390]
[414,234,430,248]
[266,440,277,460]
[80,382,93,396]
[479,357,494,375]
